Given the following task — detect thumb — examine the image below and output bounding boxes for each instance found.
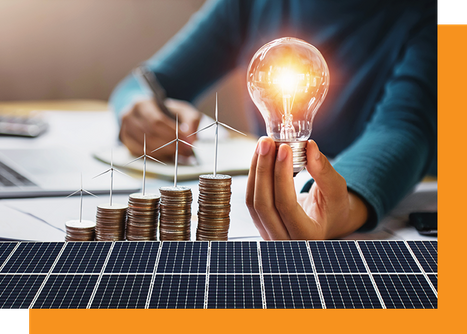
[305,140,347,199]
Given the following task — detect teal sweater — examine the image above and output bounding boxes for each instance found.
[110,0,437,230]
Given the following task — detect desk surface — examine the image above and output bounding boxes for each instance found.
[0,102,437,242]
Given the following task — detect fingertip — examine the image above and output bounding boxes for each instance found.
[276,144,291,162]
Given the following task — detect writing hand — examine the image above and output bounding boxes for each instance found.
[119,98,201,161]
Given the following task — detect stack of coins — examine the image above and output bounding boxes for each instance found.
[95,204,127,241]
[197,174,232,241]
[159,186,192,241]
[65,220,96,241]
[126,193,160,241]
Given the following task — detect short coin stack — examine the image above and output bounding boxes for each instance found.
[95,204,127,241]
[159,186,192,241]
[197,174,232,241]
[126,193,160,241]
[65,220,96,241]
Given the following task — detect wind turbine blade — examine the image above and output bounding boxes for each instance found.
[147,155,166,165]
[179,140,196,148]
[66,189,81,198]
[215,92,219,122]
[187,123,215,137]
[83,189,98,198]
[123,155,144,166]
[93,169,111,179]
[218,122,247,136]
[151,139,177,153]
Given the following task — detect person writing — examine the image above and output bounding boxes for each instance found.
[110,0,437,239]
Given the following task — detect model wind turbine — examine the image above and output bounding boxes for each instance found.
[67,173,97,222]
[189,93,246,176]
[124,134,165,195]
[93,150,128,206]
[151,114,195,187]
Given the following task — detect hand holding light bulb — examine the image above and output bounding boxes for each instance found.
[246,38,368,240]
[246,137,369,240]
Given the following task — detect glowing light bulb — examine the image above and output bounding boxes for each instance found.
[247,37,330,175]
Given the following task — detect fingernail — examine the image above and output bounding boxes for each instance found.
[259,139,270,156]
[277,145,288,161]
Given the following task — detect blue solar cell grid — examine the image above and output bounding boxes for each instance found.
[408,241,437,273]
[1,242,63,274]
[105,242,159,273]
[208,275,262,308]
[0,275,45,308]
[157,242,208,273]
[319,274,382,309]
[263,274,321,309]
[53,242,111,274]
[33,275,98,309]
[210,241,259,273]
[91,275,152,309]
[0,243,17,268]
[260,241,312,273]
[309,241,366,273]
[149,275,205,309]
[358,241,420,273]
[373,274,437,309]
[0,240,438,309]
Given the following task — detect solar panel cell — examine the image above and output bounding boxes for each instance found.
[358,241,420,273]
[207,274,262,308]
[319,274,382,309]
[33,275,98,309]
[157,242,208,273]
[261,241,312,273]
[309,241,366,273]
[149,275,205,309]
[91,275,152,309]
[427,274,437,291]
[53,242,111,274]
[373,274,437,309]
[0,274,45,308]
[1,242,63,274]
[210,242,259,273]
[407,241,437,273]
[263,274,321,308]
[0,243,17,269]
[105,242,159,273]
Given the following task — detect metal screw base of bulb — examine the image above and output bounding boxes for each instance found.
[275,141,307,177]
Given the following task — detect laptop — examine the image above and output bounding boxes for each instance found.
[0,147,140,198]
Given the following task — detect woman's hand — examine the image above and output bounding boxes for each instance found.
[246,137,369,240]
[119,98,201,161]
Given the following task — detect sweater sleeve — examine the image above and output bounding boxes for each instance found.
[302,21,437,230]
[109,0,248,121]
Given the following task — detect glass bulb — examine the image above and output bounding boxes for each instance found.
[247,37,330,175]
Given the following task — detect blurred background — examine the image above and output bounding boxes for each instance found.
[0,0,251,132]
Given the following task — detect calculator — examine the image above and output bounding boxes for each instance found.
[0,110,48,137]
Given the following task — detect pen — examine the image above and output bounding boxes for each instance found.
[132,65,176,120]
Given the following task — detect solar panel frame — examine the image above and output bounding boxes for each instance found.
[260,241,313,274]
[0,243,18,269]
[207,274,263,309]
[105,241,160,274]
[156,241,208,274]
[427,274,437,291]
[149,274,206,309]
[209,241,259,274]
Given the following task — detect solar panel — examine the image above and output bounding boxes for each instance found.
[0,240,437,309]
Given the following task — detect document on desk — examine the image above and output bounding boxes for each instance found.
[93,137,259,181]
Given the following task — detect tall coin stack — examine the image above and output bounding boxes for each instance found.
[159,186,192,241]
[196,174,232,241]
[95,204,127,241]
[126,193,160,241]
[65,220,96,241]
